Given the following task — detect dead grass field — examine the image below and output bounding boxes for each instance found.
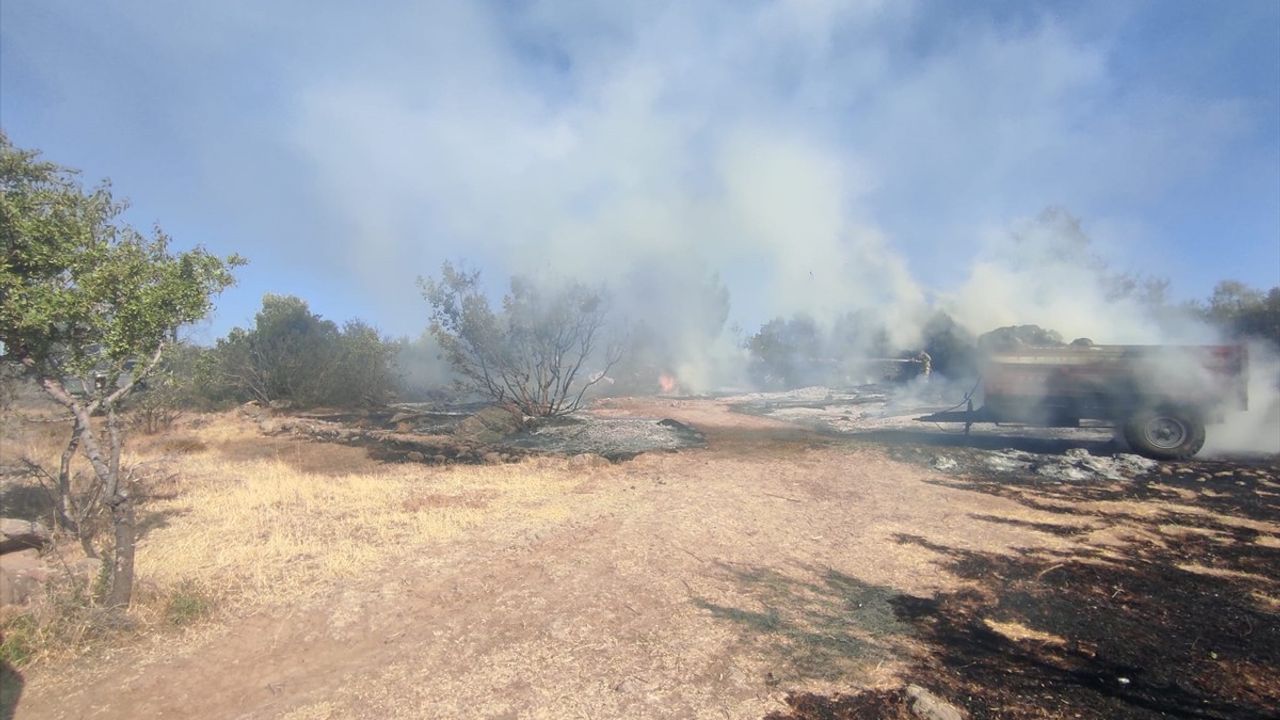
[2,399,1277,719]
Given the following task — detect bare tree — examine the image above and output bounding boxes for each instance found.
[420,263,622,416]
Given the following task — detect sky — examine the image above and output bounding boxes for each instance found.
[2,0,1278,345]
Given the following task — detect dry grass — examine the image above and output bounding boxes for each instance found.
[134,415,590,610]
[2,410,594,666]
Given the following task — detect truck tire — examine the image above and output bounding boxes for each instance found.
[1123,407,1206,460]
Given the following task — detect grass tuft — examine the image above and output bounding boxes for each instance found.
[164,580,216,626]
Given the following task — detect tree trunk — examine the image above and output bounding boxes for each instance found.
[28,353,163,610]
[55,423,82,534]
[107,495,136,607]
[104,406,135,607]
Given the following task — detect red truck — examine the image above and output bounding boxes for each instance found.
[919,344,1248,459]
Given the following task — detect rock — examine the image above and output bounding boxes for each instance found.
[568,453,608,469]
[3,548,41,567]
[406,451,427,462]
[238,400,266,419]
[454,407,524,444]
[0,549,48,606]
[0,518,50,554]
[905,685,967,720]
[72,557,104,582]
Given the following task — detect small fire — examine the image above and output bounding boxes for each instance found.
[658,373,678,394]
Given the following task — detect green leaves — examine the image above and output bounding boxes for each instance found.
[0,132,242,390]
[200,294,397,407]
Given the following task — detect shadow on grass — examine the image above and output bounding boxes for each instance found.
[887,530,1279,719]
[725,458,1280,719]
[0,472,187,555]
[692,563,910,682]
[0,660,21,720]
[0,482,53,527]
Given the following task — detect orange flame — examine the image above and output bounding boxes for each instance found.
[658,373,678,394]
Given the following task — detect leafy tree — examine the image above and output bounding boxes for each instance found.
[746,315,824,389]
[0,132,241,606]
[918,311,978,379]
[1198,281,1280,346]
[420,262,621,416]
[125,342,206,433]
[201,294,397,407]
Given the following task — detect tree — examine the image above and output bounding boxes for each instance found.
[200,294,397,407]
[1199,281,1280,346]
[420,262,621,416]
[0,133,241,606]
[125,342,206,433]
[746,315,824,389]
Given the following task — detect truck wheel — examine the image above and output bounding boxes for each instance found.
[1123,407,1205,460]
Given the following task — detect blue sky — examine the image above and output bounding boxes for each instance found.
[2,0,1278,344]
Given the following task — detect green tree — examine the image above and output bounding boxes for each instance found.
[746,315,824,389]
[125,342,207,433]
[0,133,242,606]
[202,294,396,407]
[1200,281,1280,346]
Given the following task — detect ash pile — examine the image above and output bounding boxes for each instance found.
[255,402,705,464]
[500,415,704,461]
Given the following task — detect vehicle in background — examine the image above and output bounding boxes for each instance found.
[918,344,1248,460]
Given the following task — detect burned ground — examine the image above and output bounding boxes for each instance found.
[254,402,706,464]
[755,438,1280,719]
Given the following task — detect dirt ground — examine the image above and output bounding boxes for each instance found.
[4,397,1279,719]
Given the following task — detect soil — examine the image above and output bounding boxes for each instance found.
[5,395,1279,719]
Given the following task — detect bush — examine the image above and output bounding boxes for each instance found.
[199,295,398,408]
[1196,281,1280,347]
[420,264,621,416]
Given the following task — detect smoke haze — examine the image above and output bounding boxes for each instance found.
[282,1,1254,372]
[4,1,1275,447]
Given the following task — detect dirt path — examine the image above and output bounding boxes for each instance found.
[11,399,1254,719]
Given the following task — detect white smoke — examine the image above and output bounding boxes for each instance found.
[944,208,1214,345]
[281,1,1245,386]
[1201,341,1280,456]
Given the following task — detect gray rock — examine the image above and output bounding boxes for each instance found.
[906,685,967,720]
[568,453,608,469]
[0,548,48,606]
[73,556,104,582]
[0,518,50,554]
